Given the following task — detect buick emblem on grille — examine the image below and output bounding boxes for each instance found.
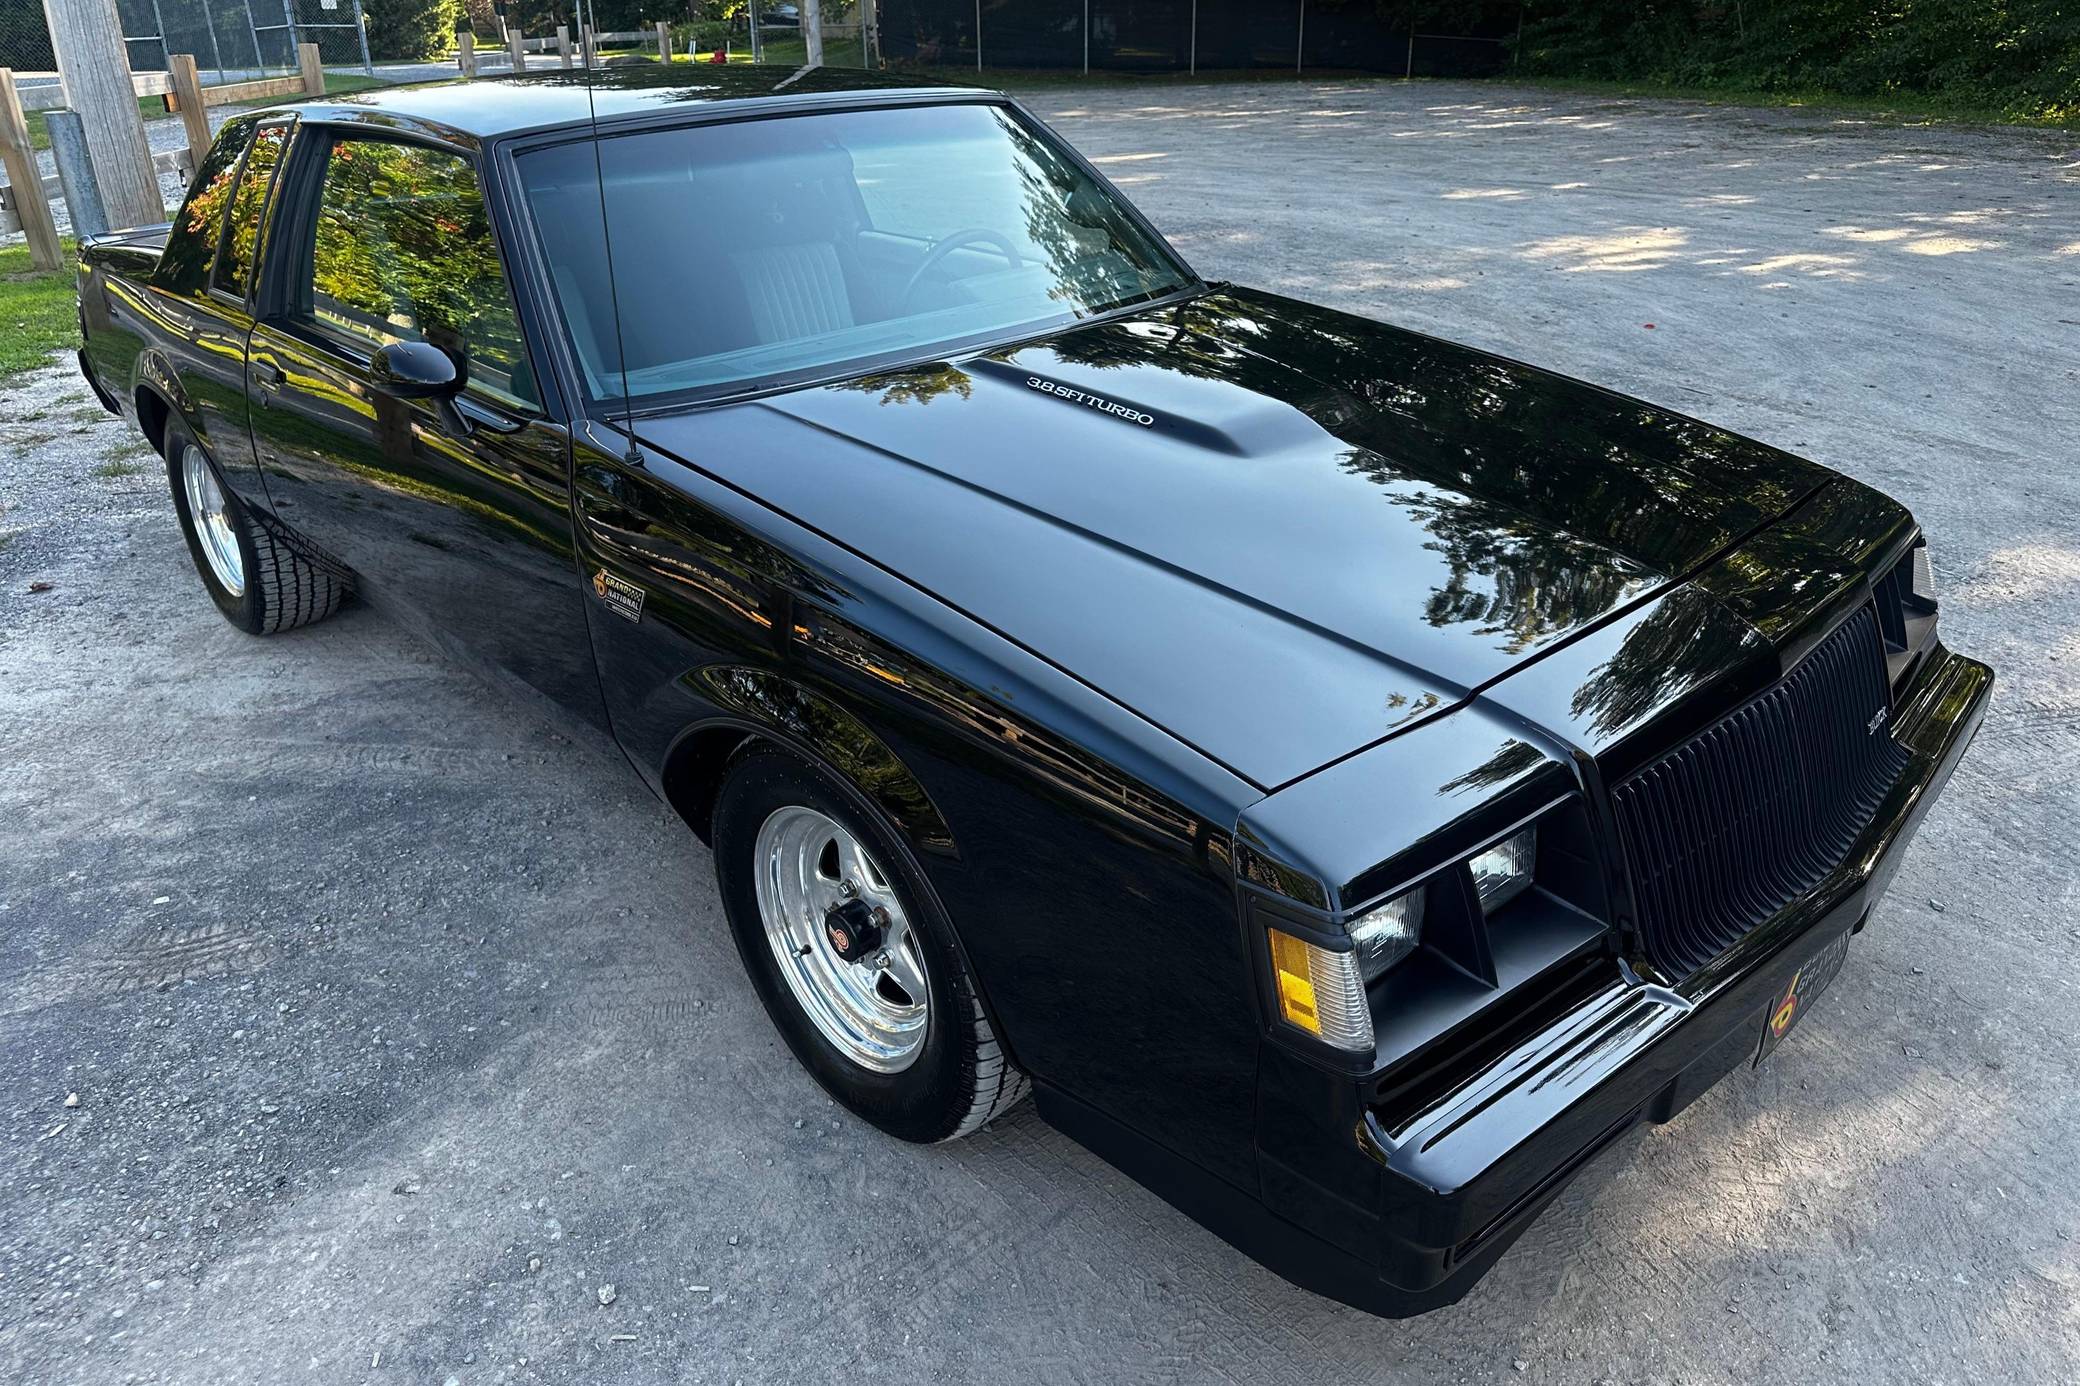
[1867,705,1889,735]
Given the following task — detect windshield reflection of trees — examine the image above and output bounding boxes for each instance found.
[997,110,1180,312]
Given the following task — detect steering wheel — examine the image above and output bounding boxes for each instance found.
[898,228,1024,310]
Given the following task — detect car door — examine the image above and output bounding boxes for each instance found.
[244,128,609,734]
[128,116,290,496]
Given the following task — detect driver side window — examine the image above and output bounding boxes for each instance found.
[295,136,537,410]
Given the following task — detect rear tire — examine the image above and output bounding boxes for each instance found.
[163,418,349,635]
[712,744,1029,1142]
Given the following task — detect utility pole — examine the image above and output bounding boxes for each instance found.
[801,0,822,66]
[40,0,164,228]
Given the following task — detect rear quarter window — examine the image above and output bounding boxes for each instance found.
[213,121,293,298]
[151,119,256,296]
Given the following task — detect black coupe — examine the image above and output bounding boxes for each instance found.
[74,67,1990,1316]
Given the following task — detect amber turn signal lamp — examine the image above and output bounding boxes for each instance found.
[1266,927,1373,1052]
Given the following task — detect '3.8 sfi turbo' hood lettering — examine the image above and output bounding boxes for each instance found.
[1024,375,1156,427]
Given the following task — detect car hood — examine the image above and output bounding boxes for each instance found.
[631,287,1833,789]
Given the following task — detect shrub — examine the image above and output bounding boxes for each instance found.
[363,0,469,61]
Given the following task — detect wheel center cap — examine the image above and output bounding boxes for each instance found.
[823,898,882,963]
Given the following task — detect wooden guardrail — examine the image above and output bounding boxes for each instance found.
[457,25,672,80]
[0,43,327,266]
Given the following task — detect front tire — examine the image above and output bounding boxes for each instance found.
[163,418,348,634]
[712,745,1028,1142]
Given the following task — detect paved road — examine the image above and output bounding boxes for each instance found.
[2,79,2076,1385]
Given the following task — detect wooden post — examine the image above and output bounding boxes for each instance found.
[297,41,325,95]
[509,29,526,72]
[802,0,823,66]
[0,68,63,269]
[655,21,670,62]
[580,25,596,68]
[167,54,211,174]
[556,24,572,68]
[458,29,476,78]
[38,0,163,228]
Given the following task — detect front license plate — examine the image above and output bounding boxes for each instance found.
[1755,931,1851,1066]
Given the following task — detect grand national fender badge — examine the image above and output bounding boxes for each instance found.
[592,567,645,623]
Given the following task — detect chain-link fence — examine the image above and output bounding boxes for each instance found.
[0,0,55,72]
[0,0,369,86]
[878,0,1518,76]
[117,0,372,81]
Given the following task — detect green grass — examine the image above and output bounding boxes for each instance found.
[251,72,389,109]
[24,93,170,152]
[90,458,144,478]
[0,242,79,382]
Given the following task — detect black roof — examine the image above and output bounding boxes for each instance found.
[276,65,988,141]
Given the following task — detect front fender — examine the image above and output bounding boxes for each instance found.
[675,664,958,859]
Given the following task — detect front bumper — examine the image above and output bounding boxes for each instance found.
[1042,643,1990,1317]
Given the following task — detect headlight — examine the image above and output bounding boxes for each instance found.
[1349,889,1421,983]
[1470,825,1536,912]
[1911,541,1936,605]
[1251,799,1603,1057]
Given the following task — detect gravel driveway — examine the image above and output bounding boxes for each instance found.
[2,78,2077,1385]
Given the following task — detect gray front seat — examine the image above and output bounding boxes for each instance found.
[729,241,856,344]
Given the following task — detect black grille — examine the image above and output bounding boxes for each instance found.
[1611,607,1910,979]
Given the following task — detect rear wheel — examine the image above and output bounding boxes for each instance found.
[712,745,1028,1142]
[163,418,349,634]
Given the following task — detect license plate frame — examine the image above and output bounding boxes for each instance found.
[1754,930,1851,1066]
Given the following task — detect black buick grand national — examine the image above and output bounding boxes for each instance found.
[74,67,1990,1316]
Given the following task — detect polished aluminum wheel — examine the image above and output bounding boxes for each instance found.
[754,805,929,1072]
[180,443,244,597]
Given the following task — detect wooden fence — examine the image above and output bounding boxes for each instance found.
[0,43,327,270]
[456,25,689,78]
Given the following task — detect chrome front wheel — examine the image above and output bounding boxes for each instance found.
[179,442,244,597]
[753,804,930,1073]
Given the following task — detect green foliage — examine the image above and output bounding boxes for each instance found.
[364,0,468,60]
[1513,1,2080,124]
[309,140,533,401]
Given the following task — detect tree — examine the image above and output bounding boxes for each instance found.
[363,0,467,61]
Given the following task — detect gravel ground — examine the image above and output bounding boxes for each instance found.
[3,78,2078,1385]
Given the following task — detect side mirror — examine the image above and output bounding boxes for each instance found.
[370,340,466,400]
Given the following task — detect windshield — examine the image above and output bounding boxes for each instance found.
[516,102,1193,407]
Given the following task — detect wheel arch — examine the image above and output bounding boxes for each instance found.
[660,665,958,864]
[132,350,192,460]
[134,383,172,458]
